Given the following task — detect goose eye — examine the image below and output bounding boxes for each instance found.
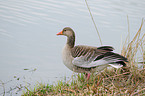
[64,30,66,32]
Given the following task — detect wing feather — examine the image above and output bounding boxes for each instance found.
[71,45,128,68]
[97,46,114,51]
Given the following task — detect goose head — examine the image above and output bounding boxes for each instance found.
[57,27,75,37]
[57,27,75,48]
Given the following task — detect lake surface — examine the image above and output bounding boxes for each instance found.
[0,0,145,95]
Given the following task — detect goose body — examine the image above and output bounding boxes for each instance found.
[57,27,128,74]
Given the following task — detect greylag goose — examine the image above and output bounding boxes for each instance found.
[57,27,128,79]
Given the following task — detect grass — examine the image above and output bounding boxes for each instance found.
[22,19,145,96]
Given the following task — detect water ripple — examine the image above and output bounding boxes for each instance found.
[0,0,70,25]
[0,29,13,38]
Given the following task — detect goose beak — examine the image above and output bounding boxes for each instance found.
[56,31,63,35]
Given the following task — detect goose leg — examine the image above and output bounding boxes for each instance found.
[85,73,91,80]
[87,73,91,80]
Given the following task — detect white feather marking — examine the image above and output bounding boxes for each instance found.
[88,50,95,61]
[72,55,124,69]
[76,47,80,56]
[109,64,123,68]
[77,47,84,56]
[72,56,89,66]
[82,48,86,55]
[72,57,109,68]
[84,50,91,58]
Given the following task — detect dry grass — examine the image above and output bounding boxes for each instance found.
[23,20,145,96]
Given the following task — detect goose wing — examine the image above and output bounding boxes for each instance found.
[97,46,114,51]
[71,45,127,68]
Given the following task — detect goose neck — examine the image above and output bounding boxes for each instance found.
[67,35,75,48]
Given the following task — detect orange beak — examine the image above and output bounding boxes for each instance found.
[56,31,63,35]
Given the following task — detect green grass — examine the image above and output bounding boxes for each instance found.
[22,20,145,96]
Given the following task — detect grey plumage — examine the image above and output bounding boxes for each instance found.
[57,27,128,73]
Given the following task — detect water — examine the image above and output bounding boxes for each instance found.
[0,0,145,95]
